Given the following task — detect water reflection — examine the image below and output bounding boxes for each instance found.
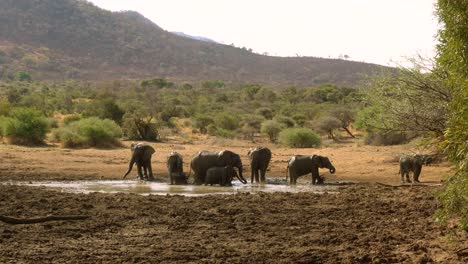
[10,180,339,196]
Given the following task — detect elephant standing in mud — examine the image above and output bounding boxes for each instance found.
[190,150,247,185]
[286,155,336,185]
[248,147,272,183]
[123,142,155,181]
[399,154,432,183]
[167,151,187,185]
[205,166,237,186]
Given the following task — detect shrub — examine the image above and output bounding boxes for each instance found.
[274,115,296,128]
[279,128,321,148]
[53,117,122,148]
[0,116,8,137]
[214,112,239,131]
[260,120,283,143]
[193,114,213,134]
[363,131,412,146]
[216,128,235,139]
[63,115,81,125]
[3,108,49,145]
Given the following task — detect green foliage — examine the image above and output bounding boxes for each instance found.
[2,107,49,145]
[434,0,468,231]
[214,112,239,131]
[63,115,81,125]
[260,120,283,143]
[140,78,173,89]
[274,115,296,128]
[278,128,321,148]
[215,128,235,139]
[202,80,225,89]
[256,107,274,120]
[82,97,125,125]
[14,71,32,82]
[0,101,11,116]
[315,116,342,140]
[52,117,122,148]
[193,114,214,134]
[0,116,7,137]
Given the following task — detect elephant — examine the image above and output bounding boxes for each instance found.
[399,154,433,183]
[247,146,272,183]
[123,142,155,181]
[286,155,336,185]
[190,150,247,185]
[167,151,187,185]
[205,166,237,186]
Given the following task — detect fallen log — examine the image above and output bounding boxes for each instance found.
[0,215,90,225]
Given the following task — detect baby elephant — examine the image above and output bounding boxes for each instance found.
[167,151,187,185]
[205,166,237,186]
[399,154,433,183]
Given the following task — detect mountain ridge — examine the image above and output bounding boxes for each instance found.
[0,0,389,85]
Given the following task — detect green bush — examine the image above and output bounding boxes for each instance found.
[63,115,81,125]
[279,128,321,148]
[0,116,8,137]
[261,120,283,143]
[214,112,239,131]
[274,115,296,128]
[53,117,122,148]
[3,108,49,145]
[216,128,235,139]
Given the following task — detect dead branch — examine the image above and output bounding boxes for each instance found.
[0,215,90,225]
[456,247,468,255]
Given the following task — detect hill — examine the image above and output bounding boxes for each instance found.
[0,0,389,85]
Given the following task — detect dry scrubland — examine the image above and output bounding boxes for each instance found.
[0,136,466,263]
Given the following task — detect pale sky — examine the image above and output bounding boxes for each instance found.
[87,0,439,66]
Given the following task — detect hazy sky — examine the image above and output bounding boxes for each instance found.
[87,0,439,66]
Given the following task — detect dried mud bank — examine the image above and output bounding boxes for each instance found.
[0,184,466,263]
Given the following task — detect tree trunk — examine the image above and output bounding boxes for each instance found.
[343,126,355,138]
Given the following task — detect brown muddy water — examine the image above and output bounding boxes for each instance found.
[3,180,342,196]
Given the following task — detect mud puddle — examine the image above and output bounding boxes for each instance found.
[3,180,341,196]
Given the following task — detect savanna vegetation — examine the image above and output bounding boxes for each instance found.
[0,78,365,148]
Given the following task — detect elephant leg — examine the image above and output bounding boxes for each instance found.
[251,168,255,184]
[260,169,266,183]
[254,170,260,183]
[405,172,411,183]
[137,164,144,180]
[413,166,422,182]
[146,162,154,181]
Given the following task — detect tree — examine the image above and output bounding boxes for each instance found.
[331,107,355,138]
[316,116,342,141]
[434,0,468,231]
[193,114,213,134]
[261,120,282,143]
[357,59,451,138]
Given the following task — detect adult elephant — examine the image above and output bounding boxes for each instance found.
[286,155,336,185]
[248,147,272,183]
[167,151,187,185]
[123,142,155,180]
[399,154,432,183]
[190,150,247,185]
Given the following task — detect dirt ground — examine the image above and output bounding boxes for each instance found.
[0,138,466,263]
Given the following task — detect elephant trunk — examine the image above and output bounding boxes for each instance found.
[329,166,336,174]
[236,165,247,184]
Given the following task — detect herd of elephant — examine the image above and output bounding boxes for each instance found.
[122,142,433,186]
